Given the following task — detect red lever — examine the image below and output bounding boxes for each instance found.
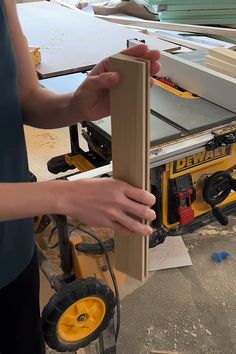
[177,189,194,225]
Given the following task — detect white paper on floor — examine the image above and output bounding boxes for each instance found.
[148,236,192,271]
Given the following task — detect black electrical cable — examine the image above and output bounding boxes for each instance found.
[71,224,121,342]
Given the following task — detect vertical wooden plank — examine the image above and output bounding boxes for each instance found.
[109,54,150,282]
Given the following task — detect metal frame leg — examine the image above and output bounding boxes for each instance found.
[99,319,116,354]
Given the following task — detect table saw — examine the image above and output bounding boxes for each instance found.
[78,78,236,234]
[38,71,236,354]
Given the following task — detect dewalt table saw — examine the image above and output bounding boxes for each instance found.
[38,72,236,354]
[81,78,236,233]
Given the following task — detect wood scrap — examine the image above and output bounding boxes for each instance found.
[206,55,236,78]
[205,47,236,78]
[109,54,150,282]
[28,47,41,66]
[209,47,236,65]
[206,63,236,78]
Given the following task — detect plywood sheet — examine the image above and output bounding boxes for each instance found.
[17,1,178,78]
[110,54,150,282]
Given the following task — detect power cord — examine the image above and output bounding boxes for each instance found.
[70,224,121,342]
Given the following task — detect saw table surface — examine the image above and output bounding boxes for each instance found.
[151,84,236,134]
[41,72,236,147]
[90,84,236,146]
[91,114,183,146]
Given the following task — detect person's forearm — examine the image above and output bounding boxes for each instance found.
[0,178,156,235]
[22,87,81,129]
[0,181,62,221]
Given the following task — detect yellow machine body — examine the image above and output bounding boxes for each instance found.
[70,237,126,290]
[162,143,236,230]
[65,154,95,173]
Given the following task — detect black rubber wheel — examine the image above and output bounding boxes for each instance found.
[42,278,116,352]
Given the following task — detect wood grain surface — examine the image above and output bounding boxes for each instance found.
[110,54,150,282]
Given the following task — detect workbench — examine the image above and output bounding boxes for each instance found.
[17,1,178,78]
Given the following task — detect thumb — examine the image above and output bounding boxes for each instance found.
[85,72,120,90]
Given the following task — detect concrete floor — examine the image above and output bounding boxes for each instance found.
[25,126,236,354]
[118,220,236,354]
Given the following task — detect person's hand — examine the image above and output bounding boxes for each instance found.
[57,178,156,236]
[69,44,160,121]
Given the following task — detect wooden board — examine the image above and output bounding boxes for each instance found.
[206,63,236,78]
[17,1,178,78]
[209,47,236,65]
[206,55,236,77]
[109,54,150,282]
[154,32,236,51]
[96,14,236,38]
[158,51,236,113]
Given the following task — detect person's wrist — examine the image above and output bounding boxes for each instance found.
[68,90,84,122]
[46,180,69,216]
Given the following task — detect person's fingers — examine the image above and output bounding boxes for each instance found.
[121,46,161,77]
[122,198,156,222]
[143,49,160,61]
[124,185,156,207]
[91,46,160,78]
[90,58,109,75]
[151,61,161,76]
[121,44,149,57]
[116,212,153,235]
[83,72,120,90]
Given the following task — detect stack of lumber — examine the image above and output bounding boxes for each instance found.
[152,0,236,25]
[206,47,236,78]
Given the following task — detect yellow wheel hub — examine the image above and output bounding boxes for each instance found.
[57,296,106,342]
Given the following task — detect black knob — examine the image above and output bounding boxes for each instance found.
[202,171,232,226]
